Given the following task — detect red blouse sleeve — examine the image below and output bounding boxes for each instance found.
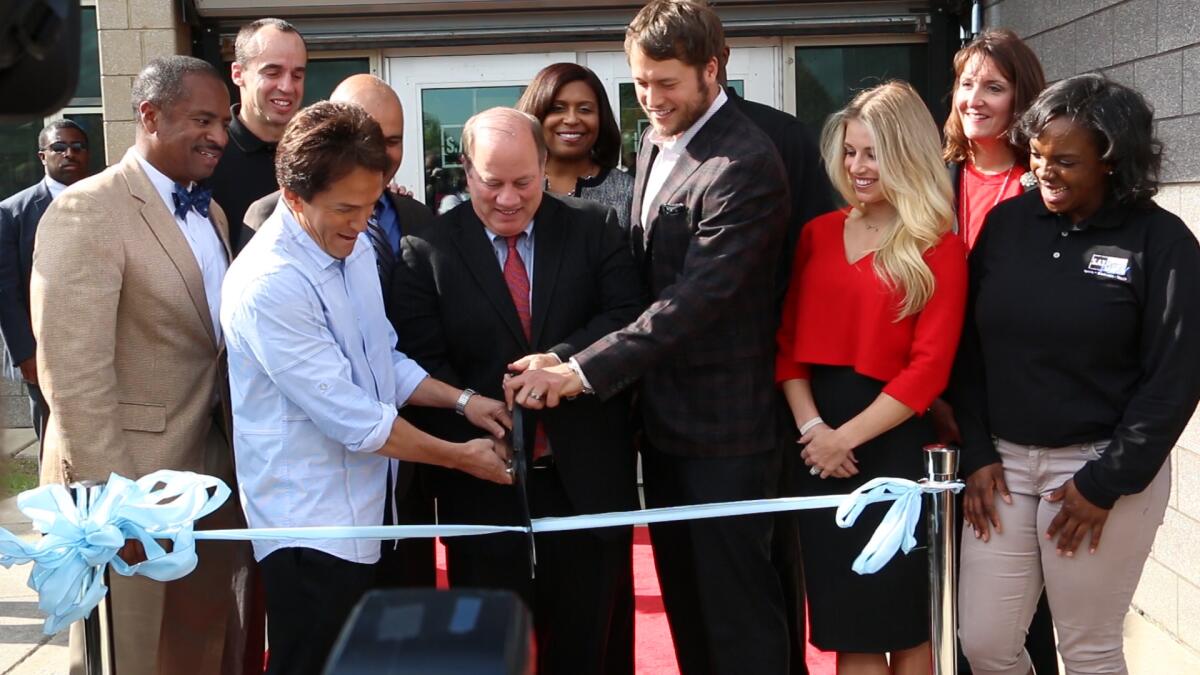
[775,215,821,383]
[881,234,969,412]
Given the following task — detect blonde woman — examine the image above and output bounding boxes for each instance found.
[775,81,967,675]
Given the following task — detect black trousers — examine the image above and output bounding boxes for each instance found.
[642,445,789,675]
[774,393,809,675]
[376,463,438,588]
[260,547,375,675]
[444,464,634,675]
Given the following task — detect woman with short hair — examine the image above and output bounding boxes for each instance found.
[954,73,1200,675]
[776,80,967,674]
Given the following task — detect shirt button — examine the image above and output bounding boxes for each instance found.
[1052,252,1061,259]
[1060,231,1068,237]
[318,383,330,392]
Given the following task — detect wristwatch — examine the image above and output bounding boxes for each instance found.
[455,388,477,416]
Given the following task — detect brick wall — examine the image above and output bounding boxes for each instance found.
[96,0,191,163]
[985,0,1200,654]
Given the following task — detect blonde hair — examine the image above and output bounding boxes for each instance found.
[820,81,955,319]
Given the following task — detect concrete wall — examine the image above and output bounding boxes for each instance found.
[96,0,192,164]
[985,0,1200,655]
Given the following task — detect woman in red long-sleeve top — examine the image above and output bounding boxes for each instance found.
[776,81,967,675]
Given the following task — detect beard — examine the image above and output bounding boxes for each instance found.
[648,74,712,137]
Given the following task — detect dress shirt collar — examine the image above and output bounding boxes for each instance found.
[279,200,368,272]
[646,87,728,154]
[43,175,69,199]
[484,220,535,245]
[131,148,192,218]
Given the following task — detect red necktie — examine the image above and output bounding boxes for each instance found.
[502,235,549,461]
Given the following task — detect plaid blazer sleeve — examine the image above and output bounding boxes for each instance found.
[575,127,790,400]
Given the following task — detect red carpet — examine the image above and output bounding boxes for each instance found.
[437,528,837,674]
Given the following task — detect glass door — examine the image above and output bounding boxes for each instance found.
[386,52,573,209]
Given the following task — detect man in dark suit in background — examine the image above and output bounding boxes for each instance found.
[241,74,437,589]
[506,2,792,672]
[392,107,645,674]
[720,44,834,675]
[0,119,90,450]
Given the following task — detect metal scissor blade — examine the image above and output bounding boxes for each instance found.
[511,406,537,579]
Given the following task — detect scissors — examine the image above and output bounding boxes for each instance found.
[510,405,537,579]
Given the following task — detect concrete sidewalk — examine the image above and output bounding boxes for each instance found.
[1,437,68,675]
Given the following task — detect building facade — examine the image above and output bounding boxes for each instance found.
[1,0,1198,660]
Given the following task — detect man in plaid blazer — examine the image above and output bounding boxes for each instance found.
[505,2,792,672]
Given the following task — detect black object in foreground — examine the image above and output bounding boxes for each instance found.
[323,589,534,675]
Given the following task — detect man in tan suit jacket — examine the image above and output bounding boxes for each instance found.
[31,55,251,675]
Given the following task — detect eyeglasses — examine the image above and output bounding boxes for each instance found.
[42,141,88,154]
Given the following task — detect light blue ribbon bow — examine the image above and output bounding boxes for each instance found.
[1,471,960,634]
[0,470,229,633]
[836,477,963,574]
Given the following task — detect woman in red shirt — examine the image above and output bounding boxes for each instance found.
[776,81,966,674]
[944,28,1046,250]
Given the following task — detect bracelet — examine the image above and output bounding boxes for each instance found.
[455,388,477,416]
[798,416,825,436]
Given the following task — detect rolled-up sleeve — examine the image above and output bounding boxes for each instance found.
[227,272,397,453]
[385,318,428,406]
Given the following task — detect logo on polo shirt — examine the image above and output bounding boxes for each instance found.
[1085,253,1131,281]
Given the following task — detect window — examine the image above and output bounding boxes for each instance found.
[0,6,102,198]
[420,85,525,212]
[793,43,929,133]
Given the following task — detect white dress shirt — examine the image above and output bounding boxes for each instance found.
[132,150,228,344]
[639,87,728,227]
[221,201,429,564]
[43,175,68,199]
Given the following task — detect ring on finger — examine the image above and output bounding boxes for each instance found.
[809,466,820,476]
[529,391,543,401]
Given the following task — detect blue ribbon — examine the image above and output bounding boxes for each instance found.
[0,471,228,633]
[0,471,960,635]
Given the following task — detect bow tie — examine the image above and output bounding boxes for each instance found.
[172,184,212,220]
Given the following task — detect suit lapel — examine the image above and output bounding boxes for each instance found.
[450,208,530,349]
[643,150,701,243]
[122,153,218,348]
[642,102,734,243]
[631,135,657,260]
[530,199,564,348]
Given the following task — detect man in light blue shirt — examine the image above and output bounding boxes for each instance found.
[221,101,513,675]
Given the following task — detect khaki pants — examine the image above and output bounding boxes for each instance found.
[959,438,1170,675]
[68,423,253,675]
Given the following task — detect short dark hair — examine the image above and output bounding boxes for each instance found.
[235,18,305,66]
[515,63,622,170]
[1015,73,1162,206]
[625,0,724,68]
[131,56,223,118]
[38,119,87,149]
[943,28,1046,166]
[276,101,388,202]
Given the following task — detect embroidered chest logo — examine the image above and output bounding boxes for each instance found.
[1085,254,1131,281]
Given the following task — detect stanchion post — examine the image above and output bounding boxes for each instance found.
[71,481,111,675]
[924,444,958,675]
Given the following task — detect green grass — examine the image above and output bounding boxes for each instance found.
[1,455,38,499]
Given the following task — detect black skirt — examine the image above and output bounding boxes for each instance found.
[795,366,931,653]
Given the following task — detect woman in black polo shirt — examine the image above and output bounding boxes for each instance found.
[954,74,1200,674]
